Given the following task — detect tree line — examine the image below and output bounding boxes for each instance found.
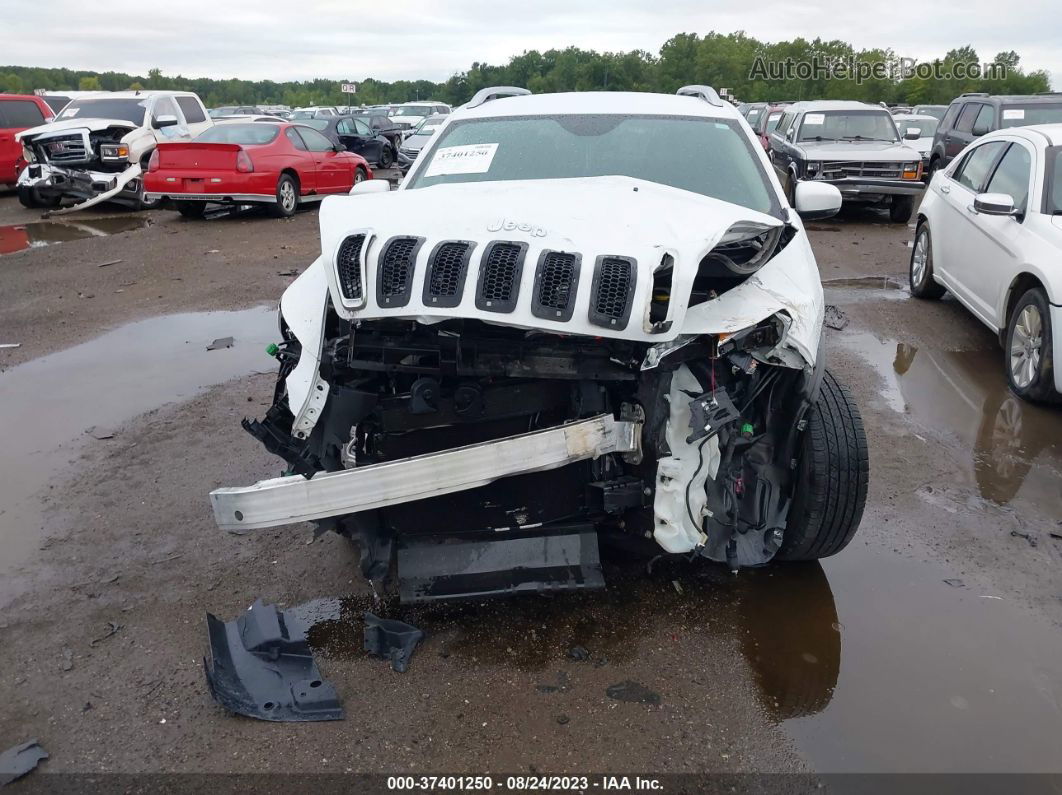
[0,33,1050,109]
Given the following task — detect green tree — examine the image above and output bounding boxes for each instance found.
[78,75,101,90]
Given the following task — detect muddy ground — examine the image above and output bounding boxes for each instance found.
[1,186,1060,784]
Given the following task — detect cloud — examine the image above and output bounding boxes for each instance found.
[2,0,1057,87]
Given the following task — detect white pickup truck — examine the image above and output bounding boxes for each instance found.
[16,90,212,213]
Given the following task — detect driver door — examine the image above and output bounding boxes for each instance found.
[295,126,348,193]
[335,118,369,158]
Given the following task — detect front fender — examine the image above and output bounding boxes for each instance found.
[280,257,332,438]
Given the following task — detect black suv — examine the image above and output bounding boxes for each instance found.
[927,92,1062,176]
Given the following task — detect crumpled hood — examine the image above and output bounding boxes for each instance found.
[17,117,138,142]
[797,140,922,161]
[313,175,822,360]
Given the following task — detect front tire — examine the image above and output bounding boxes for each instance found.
[17,185,61,210]
[378,145,394,169]
[270,174,299,218]
[777,370,869,561]
[353,166,367,185]
[889,196,914,223]
[1004,287,1058,403]
[909,222,945,299]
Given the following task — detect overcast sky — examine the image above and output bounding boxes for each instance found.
[5,0,1060,89]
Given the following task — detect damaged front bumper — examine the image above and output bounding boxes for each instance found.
[17,162,144,212]
[211,413,640,531]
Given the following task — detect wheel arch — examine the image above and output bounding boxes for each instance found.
[999,271,1048,344]
[279,168,301,193]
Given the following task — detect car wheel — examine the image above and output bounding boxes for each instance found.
[776,370,869,561]
[176,201,206,220]
[1004,287,1058,402]
[889,196,914,223]
[353,166,367,185]
[927,157,941,180]
[909,223,945,299]
[784,173,796,206]
[270,174,299,218]
[379,146,394,169]
[17,185,60,210]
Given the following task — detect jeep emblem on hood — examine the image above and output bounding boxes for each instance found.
[487,218,547,237]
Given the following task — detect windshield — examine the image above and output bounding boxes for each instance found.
[195,124,280,144]
[1000,104,1062,128]
[798,110,899,142]
[57,98,148,125]
[897,118,938,137]
[764,111,783,133]
[407,114,778,216]
[395,105,433,117]
[745,108,764,125]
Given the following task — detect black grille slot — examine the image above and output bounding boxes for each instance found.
[423,241,474,308]
[475,241,527,313]
[588,256,637,329]
[336,234,365,302]
[376,236,424,307]
[531,251,581,321]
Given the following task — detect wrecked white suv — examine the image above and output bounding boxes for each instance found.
[210,86,869,602]
[16,90,212,213]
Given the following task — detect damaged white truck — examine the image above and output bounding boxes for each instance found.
[15,90,212,212]
[210,86,870,601]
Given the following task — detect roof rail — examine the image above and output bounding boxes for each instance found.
[958,92,990,98]
[466,86,531,109]
[676,85,724,107]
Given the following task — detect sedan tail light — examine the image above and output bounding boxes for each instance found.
[147,149,160,172]
[236,150,254,173]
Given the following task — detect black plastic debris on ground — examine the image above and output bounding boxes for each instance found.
[823,304,849,331]
[0,740,48,786]
[364,612,424,673]
[204,598,343,721]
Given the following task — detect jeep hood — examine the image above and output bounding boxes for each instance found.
[17,117,138,142]
[315,176,822,352]
[797,140,922,161]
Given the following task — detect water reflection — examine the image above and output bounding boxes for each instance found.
[0,216,150,256]
[842,333,1062,510]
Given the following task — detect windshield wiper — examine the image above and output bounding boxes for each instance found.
[841,135,896,142]
[802,136,841,142]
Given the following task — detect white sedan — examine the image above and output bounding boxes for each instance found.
[910,124,1062,402]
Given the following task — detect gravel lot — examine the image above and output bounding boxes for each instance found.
[1,186,1060,781]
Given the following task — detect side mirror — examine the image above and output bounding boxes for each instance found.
[333,143,347,152]
[349,179,390,196]
[972,192,1018,217]
[793,181,842,221]
[785,129,795,142]
[904,128,920,140]
[972,124,989,137]
[154,114,179,129]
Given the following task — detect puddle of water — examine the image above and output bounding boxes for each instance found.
[838,332,1062,511]
[0,217,150,256]
[0,307,278,593]
[301,541,1062,772]
[823,276,905,290]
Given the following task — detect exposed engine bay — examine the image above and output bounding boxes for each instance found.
[209,176,866,602]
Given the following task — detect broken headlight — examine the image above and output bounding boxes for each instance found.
[22,144,37,164]
[701,221,784,277]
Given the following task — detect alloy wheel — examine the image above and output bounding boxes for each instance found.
[1009,305,1043,388]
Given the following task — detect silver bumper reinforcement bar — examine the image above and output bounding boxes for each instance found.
[210,414,641,532]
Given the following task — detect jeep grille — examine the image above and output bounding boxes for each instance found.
[377,236,423,307]
[532,251,580,321]
[589,256,636,329]
[336,234,365,302]
[476,242,526,313]
[424,241,472,307]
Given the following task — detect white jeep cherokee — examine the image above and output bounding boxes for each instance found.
[210,86,869,601]
[16,90,212,213]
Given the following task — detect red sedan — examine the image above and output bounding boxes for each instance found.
[0,93,54,187]
[144,122,373,218]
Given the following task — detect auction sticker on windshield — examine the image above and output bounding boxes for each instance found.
[423,143,498,177]
[803,113,825,125]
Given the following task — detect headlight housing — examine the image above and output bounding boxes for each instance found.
[805,161,822,178]
[100,144,130,161]
[901,161,921,180]
[22,144,37,164]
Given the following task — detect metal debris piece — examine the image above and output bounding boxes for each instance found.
[96,259,122,268]
[0,740,48,786]
[206,336,234,351]
[89,620,123,647]
[363,612,424,673]
[0,343,20,349]
[85,426,115,440]
[943,578,965,588]
[1010,529,1038,547]
[824,304,849,330]
[204,599,343,722]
